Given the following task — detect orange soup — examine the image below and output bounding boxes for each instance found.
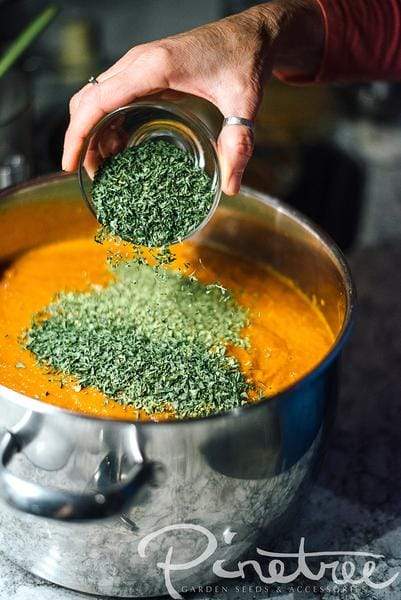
[0,200,334,421]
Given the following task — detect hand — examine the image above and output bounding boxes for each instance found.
[62,1,323,195]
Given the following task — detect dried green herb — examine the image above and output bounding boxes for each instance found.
[92,140,214,247]
[25,262,252,419]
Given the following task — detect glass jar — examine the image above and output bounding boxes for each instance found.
[78,93,222,243]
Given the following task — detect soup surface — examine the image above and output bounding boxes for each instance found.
[0,199,334,421]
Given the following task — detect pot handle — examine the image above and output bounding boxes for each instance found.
[0,430,152,521]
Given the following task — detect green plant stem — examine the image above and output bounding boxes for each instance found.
[0,5,58,79]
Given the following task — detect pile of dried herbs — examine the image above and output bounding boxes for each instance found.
[92,140,214,247]
[25,262,252,419]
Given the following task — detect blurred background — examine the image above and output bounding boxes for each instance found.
[1,0,401,251]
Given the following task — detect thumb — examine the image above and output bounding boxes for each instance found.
[217,117,255,196]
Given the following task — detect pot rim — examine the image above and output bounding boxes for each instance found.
[0,172,356,427]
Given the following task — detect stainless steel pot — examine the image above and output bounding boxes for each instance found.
[0,173,355,597]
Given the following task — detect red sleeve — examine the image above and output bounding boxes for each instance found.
[279,0,401,83]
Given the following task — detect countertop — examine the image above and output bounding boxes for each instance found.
[1,241,400,600]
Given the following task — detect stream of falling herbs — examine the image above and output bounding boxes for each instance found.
[24,140,257,419]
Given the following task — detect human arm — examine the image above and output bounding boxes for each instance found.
[62,0,324,194]
[63,0,401,194]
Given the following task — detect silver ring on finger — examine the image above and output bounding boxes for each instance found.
[223,116,254,132]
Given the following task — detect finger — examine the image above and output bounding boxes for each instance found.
[217,123,254,195]
[69,69,129,117]
[69,83,91,116]
[98,126,128,159]
[63,56,168,171]
[83,123,128,179]
[83,147,101,179]
[96,45,150,83]
[69,46,152,116]
[216,89,260,195]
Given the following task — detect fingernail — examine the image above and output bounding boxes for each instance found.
[62,155,72,172]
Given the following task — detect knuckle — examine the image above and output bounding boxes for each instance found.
[125,46,140,59]
[69,95,79,114]
[78,85,92,103]
[123,43,147,63]
[150,43,174,71]
[236,133,254,158]
[80,84,101,107]
[132,43,174,85]
[69,87,87,114]
[225,128,254,157]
